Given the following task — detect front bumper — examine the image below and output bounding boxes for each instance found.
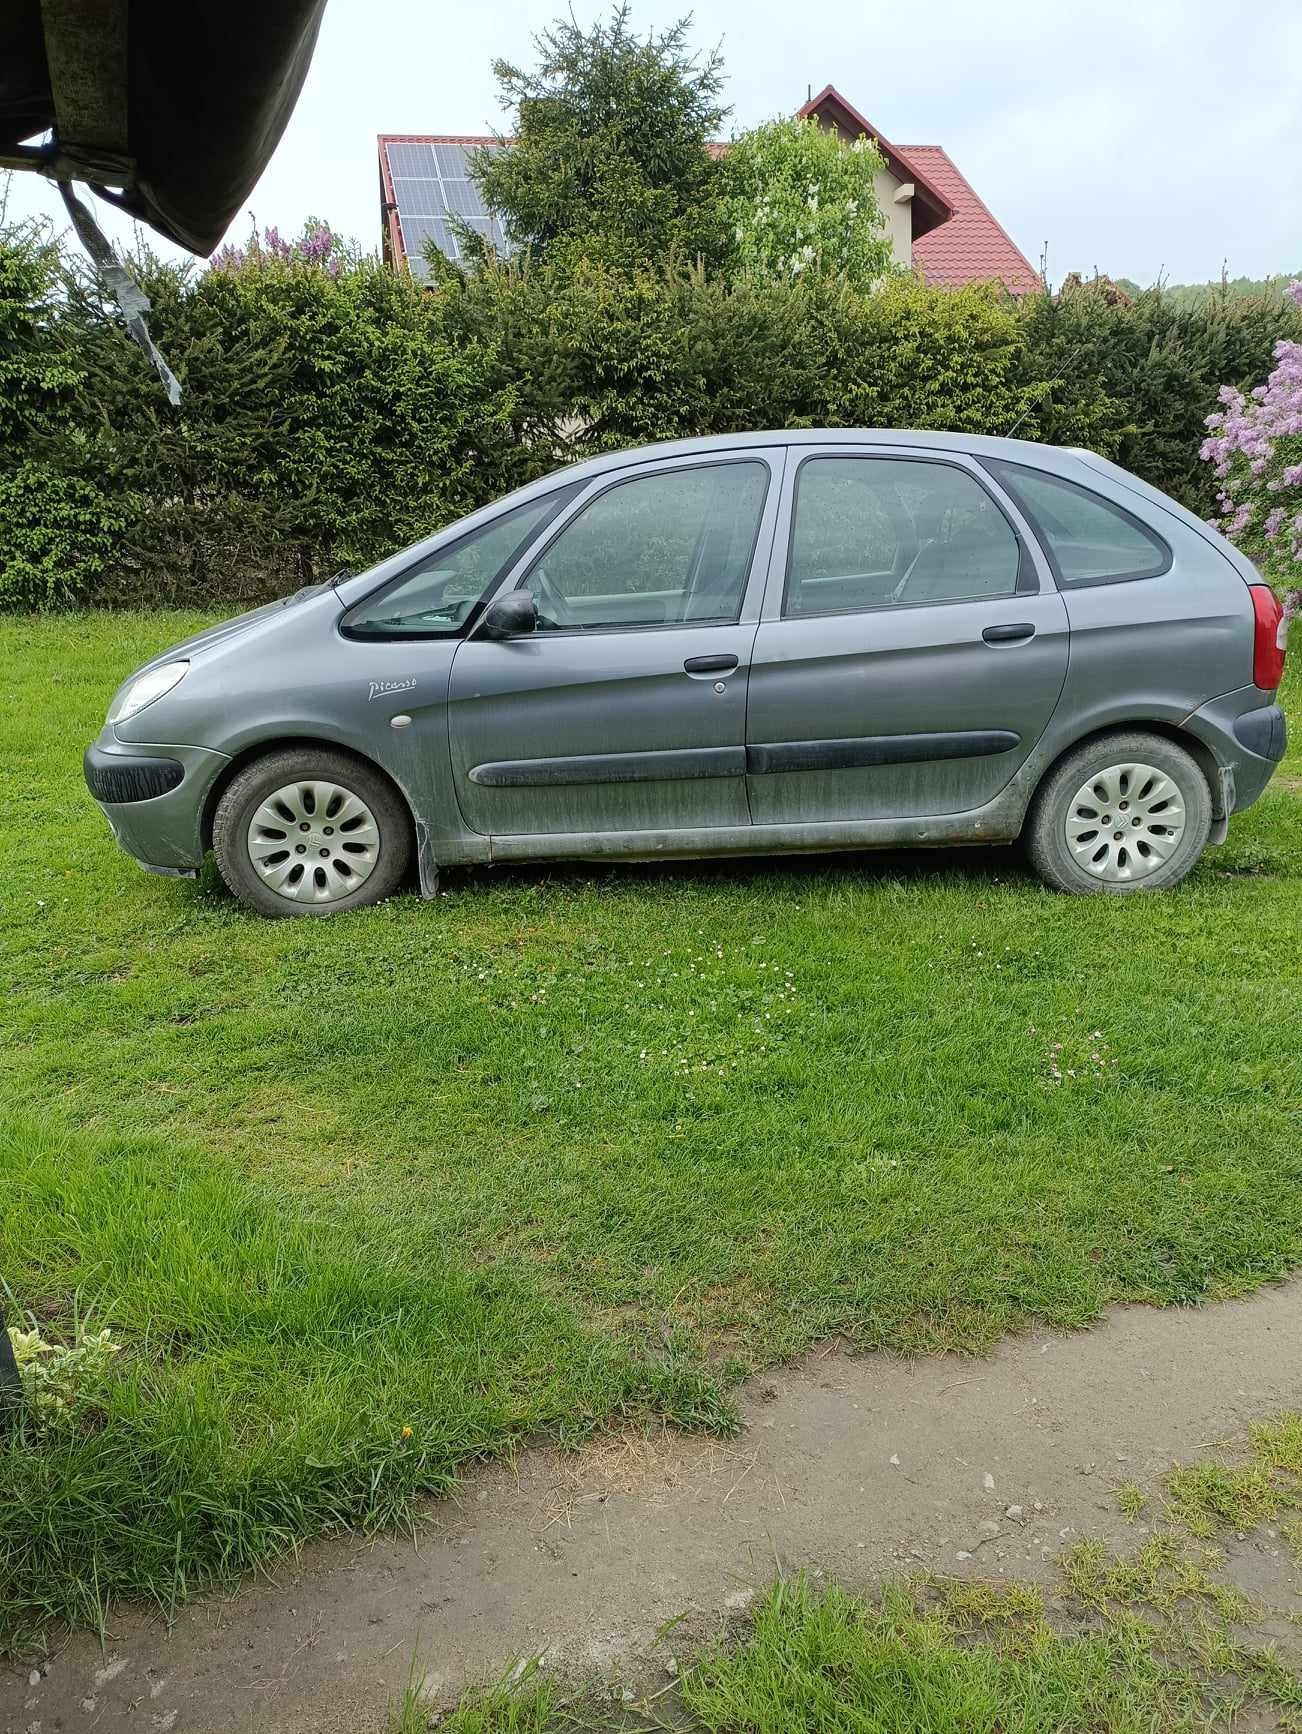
[84,730,231,874]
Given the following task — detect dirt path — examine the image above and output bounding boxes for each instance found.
[7,1280,1302,1733]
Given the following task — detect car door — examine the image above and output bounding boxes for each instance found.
[746,448,1069,824]
[448,451,782,838]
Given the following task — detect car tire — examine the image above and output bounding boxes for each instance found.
[212,748,412,918]
[1024,731,1212,895]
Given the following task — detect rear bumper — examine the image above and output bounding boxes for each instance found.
[1231,703,1287,764]
[1183,689,1286,814]
[84,731,230,872]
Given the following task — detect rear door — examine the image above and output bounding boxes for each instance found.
[448,451,781,838]
[746,448,1069,824]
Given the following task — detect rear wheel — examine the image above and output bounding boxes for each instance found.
[213,748,412,917]
[1025,731,1211,894]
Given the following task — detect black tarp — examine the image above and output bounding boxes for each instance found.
[0,0,327,255]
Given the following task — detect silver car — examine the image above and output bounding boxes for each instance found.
[85,429,1288,917]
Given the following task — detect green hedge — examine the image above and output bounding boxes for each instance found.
[2,227,1299,610]
[1018,277,1302,513]
[42,252,518,607]
[433,262,1039,450]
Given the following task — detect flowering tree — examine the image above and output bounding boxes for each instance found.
[1200,281,1302,582]
[209,218,355,278]
[720,116,893,289]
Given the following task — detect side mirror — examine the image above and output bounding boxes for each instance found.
[480,590,538,640]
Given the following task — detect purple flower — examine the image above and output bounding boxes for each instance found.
[1201,335,1302,569]
[208,218,349,277]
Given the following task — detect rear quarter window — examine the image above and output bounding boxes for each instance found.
[987,460,1170,587]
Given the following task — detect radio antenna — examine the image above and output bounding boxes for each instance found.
[1004,341,1086,441]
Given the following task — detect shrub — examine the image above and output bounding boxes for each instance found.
[1199,282,1302,581]
[0,463,124,609]
[0,219,81,449]
[797,273,1035,433]
[4,199,1301,610]
[1018,276,1302,515]
[0,222,125,608]
[720,116,892,290]
[8,1318,120,1425]
[53,247,516,606]
[208,217,359,278]
[430,259,1037,472]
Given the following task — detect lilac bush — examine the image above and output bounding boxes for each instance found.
[1200,281,1302,582]
[209,218,351,278]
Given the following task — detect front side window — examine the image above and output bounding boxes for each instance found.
[344,492,568,638]
[987,461,1169,586]
[785,458,1024,618]
[521,461,770,632]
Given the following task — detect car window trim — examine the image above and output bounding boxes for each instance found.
[497,454,777,639]
[780,451,1038,623]
[980,458,1173,589]
[338,485,582,642]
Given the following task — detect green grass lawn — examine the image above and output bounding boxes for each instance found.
[2,611,1300,1644]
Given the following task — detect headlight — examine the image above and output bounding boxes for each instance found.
[108,660,190,723]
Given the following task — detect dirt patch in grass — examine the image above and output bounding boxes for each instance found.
[7,1277,1302,1732]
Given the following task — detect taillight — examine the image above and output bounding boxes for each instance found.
[1249,584,1286,691]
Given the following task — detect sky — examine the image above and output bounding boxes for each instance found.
[7,0,1301,286]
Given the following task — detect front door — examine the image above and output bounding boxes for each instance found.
[746,451,1070,824]
[449,454,779,838]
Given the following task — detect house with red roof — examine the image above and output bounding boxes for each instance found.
[797,86,1041,293]
[378,82,1041,295]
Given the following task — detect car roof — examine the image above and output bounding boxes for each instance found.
[512,428,1229,557]
[545,427,1089,484]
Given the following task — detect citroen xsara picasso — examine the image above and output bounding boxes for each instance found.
[85,430,1288,916]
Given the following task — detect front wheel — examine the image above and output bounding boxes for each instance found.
[1024,731,1212,894]
[212,748,412,917]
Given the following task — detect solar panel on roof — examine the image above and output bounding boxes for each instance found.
[396,216,444,260]
[441,178,481,218]
[433,143,470,177]
[391,178,444,218]
[467,216,507,246]
[384,139,507,276]
[387,141,436,177]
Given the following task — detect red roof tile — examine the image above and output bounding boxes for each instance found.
[901,145,1041,294]
[378,133,497,147]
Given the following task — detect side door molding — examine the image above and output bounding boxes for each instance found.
[747,731,1021,775]
[469,745,747,788]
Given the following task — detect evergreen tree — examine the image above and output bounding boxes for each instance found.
[468,6,730,275]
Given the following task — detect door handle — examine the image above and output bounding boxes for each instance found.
[982,622,1035,645]
[683,653,739,674]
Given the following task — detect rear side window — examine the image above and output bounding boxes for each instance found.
[988,461,1170,587]
[784,456,1026,618]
